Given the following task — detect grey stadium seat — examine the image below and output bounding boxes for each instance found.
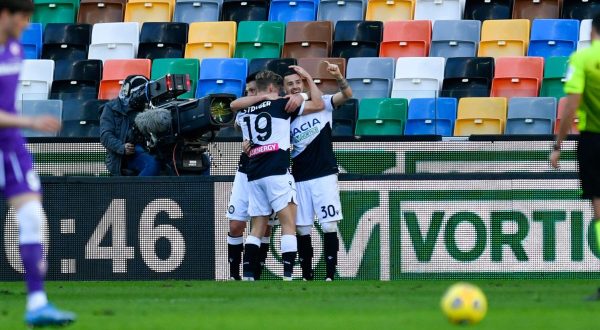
[318,0,366,25]
[505,97,557,135]
[346,57,395,100]
[21,100,63,137]
[174,0,223,24]
[430,20,481,58]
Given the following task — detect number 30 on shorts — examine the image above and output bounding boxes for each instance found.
[321,205,339,219]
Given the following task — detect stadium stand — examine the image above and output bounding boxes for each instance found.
[463,0,512,20]
[174,0,223,23]
[528,19,579,58]
[346,57,395,99]
[454,97,507,135]
[579,19,592,50]
[221,0,268,22]
[151,58,200,99]
[414,0,463,21]
[332,20,383,59]
[478,19,530,57]
[540,56,568,99]
[78,0,126,25]
[298,58,347,94]
[98,59,152,100]
[88,22,140,61]
[490,56,544,98]
[282,21,333,59]
[42,23,92,61]
[125,0,174,23]
[441,57,494,99]
[512,0,560,20]
[268,0,319,23]
[185,21,236,60]
[430,20,481,58]
[18,59,55,101]
[21,100,63,137]
[196,58,248,97]
[356,98,408,136]
[234,21,285,60]
[50,59,103,100]
[365,0,414,22]
[32,0,78,25]
[318,0,366,24]
[137,22,188,59]
[505,97,556,134]
[60,99,106,138]
[404,97,457,136]
[21,23,43,60]
[561,0,600,20]
[392,57,445,100]
[248,58,297,76]
[332,99,359,136]
[380,20,432,58]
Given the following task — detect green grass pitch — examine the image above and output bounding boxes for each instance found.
[0,280,599,329]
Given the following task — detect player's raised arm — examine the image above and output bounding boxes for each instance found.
[230,95,270,112]
[324,61,353,108]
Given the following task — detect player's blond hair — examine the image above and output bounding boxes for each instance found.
[255,70,283,92]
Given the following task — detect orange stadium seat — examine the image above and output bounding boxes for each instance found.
[366,0,414,22]
[185,22,237,61]
[491,57,544,99]
[98,59,152,99]
[297,58,347,94]
[380,20,432,58]
[454,97,507,136]
[125,0,173,23]
[478,19,530,57]
[282,21,333,59]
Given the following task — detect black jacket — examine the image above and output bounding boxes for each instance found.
[100,98,132,176]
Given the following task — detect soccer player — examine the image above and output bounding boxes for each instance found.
[284,62,353,281]
[551,14,600,300]
[233,71,307,281]
[0,0,76,326]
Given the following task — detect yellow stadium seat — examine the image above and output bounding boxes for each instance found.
[366,0,414,22]
[478,19,530,58]
[125,0,173,23]
[454,97,507,136]
[185,22,237,61]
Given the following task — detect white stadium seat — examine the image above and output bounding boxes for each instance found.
[88,22,140,61]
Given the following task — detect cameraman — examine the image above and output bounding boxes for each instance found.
[100,75,160,176]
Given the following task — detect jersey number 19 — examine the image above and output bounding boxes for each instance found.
[243,113,273,142]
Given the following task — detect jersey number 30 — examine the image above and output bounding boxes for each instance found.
[243,113,272,142]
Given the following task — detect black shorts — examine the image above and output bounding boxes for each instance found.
[577,132,600,199]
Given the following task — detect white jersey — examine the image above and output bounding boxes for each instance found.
[290,95,338,182]
[239,98,303,181]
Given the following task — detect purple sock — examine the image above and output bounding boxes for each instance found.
[19,244,45,294]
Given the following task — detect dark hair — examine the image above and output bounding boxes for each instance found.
[283,70,300,79]
[246,72,257,84]
[593,13,600,35]
[255,70,283,92]
[0,0,34,13]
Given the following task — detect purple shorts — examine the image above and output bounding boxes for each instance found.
[0,144,41,199]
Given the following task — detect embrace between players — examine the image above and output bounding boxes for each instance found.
[226,62,353,281]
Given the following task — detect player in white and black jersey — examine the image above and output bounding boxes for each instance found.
[283,62,353,281]
[232,71,309,281]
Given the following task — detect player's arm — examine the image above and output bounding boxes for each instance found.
[0,109,60,132]
[230,93,281,112]
[286,65,324,115]
[551,53,584,169]
[325,61,353,108]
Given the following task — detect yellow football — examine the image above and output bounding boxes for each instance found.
[440,282,488,325]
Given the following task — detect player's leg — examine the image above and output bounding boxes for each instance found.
[226,171,251,280]
[242,216,269,281]
[313,174,344,281]
[295,180,315,280]
[255,222,273,280]
[270,172,299,280]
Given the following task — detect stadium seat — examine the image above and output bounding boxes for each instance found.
[414,0,462,21]
[32,0,78,25]
[463,0,512,20]
[512,0,559,20]
[380,20,432,58]
[174,0,222,23]
[346,57,395,99]
[50,59,103,100]
[234,21,285,60]
[540,56,568,99]
[21,23,43,59]
[318,0,366,25]
[298,58,347,94]
[505,97,556,134]
[125,0,173,24]
[88,22,140,61]
[98,59,152,99]
[248,58,297,76]
[454,97,507,135]
[528,19,579,58]
[21,100,63,137]
[366,0,414,22]
[555,97,579,134]
[332,21,382,59]
[196,58,248,98]
[404,97,457,136]
[61,99,106,138]
[392,57,445,100]
[151,58,200,99]
[42,23,92,61]
[17,60,55,101]
[430,20,481,58]
[441,57,494,99]
[578,19,592,50]
[78,0,126,25]
[332,99,358,136]
[491,57,544,98]
[138,22,188,60]
[562,0,600,20]
[221,0,268,22]
[282,21,333,59]
[269,0,318,23]
[478,19,530,57]
[356,98,408,136]
[185,22,236,61]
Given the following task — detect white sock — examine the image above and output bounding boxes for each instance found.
[245,235,261,248]
[261,236,270,244]
[281,235,297,253]
[27,291,48,311]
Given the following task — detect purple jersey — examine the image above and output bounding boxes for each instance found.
[0,38,25,150]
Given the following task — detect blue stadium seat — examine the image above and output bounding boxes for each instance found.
[174,0,223,23]
[528,19,579,58]
[21,100,63,137]
[318,0,366,25]
[405,98,457,136]
[196,58,248,98]
[21,23,43,59]
[269,0,318,23]
[346,57,395,100]
[505,97,556,134]
[430,20,481,58]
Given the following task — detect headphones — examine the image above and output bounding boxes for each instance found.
[120,75,149,98]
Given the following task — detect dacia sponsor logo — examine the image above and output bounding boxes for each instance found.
[292,118,321,143]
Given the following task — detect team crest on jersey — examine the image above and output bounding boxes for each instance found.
[228,205,235,214]
[292,118,321,143]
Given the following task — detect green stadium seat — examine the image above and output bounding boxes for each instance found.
[151,58,199,99]
[540,56,569,99]
[33,0,78,25]
[355,98,408,136]
[234,21,285,60]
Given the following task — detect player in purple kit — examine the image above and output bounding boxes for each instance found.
[0,0,76,327]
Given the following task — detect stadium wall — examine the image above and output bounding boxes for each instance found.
[2,175,599,281]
